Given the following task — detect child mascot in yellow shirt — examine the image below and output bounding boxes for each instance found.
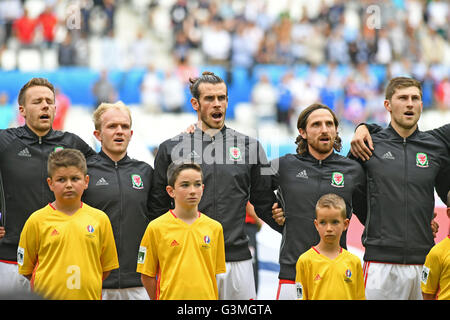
[18,149,119,300]
[295,193,365,300]
[137,161,226,300]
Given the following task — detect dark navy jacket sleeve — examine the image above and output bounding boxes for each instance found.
[148,140,174,220]
[249,141,283,233]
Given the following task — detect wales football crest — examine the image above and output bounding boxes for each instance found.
[131,174,144,189]
[229,147,241,160]
[416,153,428,168]
[331,172,344,188]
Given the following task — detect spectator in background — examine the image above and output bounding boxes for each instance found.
[140,64,161,113]
[175,55,199,85]
[58,32,77,66]
[0,0,23,46]
[201,17,231,65]
[101,0,116,36]
[435,76,450,111]
[12,8,36,48]
[251,73,278,125]
[161,70,185,113]
[92,70,117,109]
[231,21,255,73]
[37,5,57,48]
[53,88,70,131]
[0,92,14,129]
[276,71,294,128]
[173,30,191,62]
[129,30,152,69]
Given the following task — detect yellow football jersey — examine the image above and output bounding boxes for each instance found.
[295,247,365,300]
[137,210,226,300]
[18,203,119,300]
[421,236,450,300]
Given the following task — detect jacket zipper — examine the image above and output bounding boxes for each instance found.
[211,136,217,220]
[403,137,408,264]
[114,161,123,287]
[39,136,45,205]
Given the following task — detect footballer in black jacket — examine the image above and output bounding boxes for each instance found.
[348,77,449,300]
[83,150,153,290]
[270,103,367,299]
[0,78,97,294]
[0,125,96,262]
[81,102,154,298]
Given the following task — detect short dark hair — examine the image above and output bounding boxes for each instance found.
[167,161,203,187]
[18,78,55,106]
[189,71,226,100]
[295,103,342,155]
[385,77,422,101]
[47,149,87,178]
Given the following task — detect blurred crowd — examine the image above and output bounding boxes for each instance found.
[0,0,449,131]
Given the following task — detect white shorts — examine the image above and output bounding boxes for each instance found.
[102,286,150,300]
[363,261,423,300]
[0,261,30,296]
[276,280,296,300]
[216,259,256,300]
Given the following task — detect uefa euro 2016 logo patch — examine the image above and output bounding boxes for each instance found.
[416,153,429,168]
[331,172,344,188]
[86,225,95,238]
[131,174,144,189]
[202,235,211,249]
[344,269,352,282]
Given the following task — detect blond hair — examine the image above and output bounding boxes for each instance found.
[92,101,132,130]
[315,193,347,219]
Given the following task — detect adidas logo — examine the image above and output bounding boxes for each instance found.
[171,240,180,247]
[18,148,31,157]
[382,151,395,160]
[314,274,322,281]
[51,229,59,236]
[296,170,308,179]
[95,177,109,186]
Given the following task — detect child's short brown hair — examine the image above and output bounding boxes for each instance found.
[315,193,347,219]
[47,149,87,178]
[167,161,203,187]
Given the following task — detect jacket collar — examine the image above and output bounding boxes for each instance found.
[22,124,56,140]
[386,122,420,140]
[193,124,228,141]
[99,149,130,165]
[295,150,338,163]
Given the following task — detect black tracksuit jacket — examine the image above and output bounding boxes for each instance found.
[149,126,279,262]
[82,151,153,289]
[366,123,450,204]
[272,151,367,281]
[355,124,449,264]
[0,125,96,262]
